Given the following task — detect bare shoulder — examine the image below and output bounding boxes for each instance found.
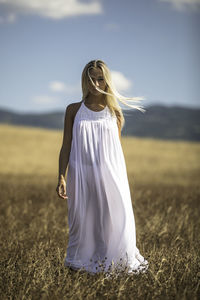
[65,101,83,121]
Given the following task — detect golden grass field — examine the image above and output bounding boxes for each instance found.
[0,124,199,299]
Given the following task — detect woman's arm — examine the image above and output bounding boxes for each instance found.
[114,109,122,142]
[58,104,74,184]
[115,112,122,142]
[117,120,122,142]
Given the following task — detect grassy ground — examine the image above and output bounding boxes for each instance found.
[0,124,199,299]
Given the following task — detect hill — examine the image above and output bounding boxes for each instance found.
[0,105,199,141]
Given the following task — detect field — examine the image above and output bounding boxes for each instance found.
[0,124,199,300]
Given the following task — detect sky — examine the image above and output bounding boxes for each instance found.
[0,0,199,113]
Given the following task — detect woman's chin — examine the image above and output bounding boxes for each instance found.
[90,90,101,96]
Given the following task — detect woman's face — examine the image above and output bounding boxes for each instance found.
[87,67,107,96]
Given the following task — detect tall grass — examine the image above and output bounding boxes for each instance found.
[0,124,199,299]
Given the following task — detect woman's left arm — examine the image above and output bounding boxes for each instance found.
[117,120,121,142]
[114,110,122,142]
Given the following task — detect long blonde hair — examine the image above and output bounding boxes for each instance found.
[81,59,146,129]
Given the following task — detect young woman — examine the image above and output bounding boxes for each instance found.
[56,59,148,275]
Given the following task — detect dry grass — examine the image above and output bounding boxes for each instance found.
[0,124,199,299]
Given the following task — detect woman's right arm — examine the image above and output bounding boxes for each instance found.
[56,104,74,199]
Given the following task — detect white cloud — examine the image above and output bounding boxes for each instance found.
[49,80,81,94]
[33,74,131,108]
[0,12,17,23]
[49,81,67,92]
[104,23,120,32]
[32,95,60,104]
[31,80,81,110]
[0,0,103,21]
[158,0,200,12]
[7,12,16,22]
[111,71,132,92]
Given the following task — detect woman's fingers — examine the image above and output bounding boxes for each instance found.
[56,183,68,199]
[61,185,68,199]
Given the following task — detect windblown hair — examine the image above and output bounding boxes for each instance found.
[81,59,146,129]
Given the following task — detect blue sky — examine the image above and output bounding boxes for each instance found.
[0,0,199,113]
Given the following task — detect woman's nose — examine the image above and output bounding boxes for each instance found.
[94,79,99,86]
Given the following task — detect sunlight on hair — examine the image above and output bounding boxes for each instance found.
[86,64,146,113]
[81,59,146,129]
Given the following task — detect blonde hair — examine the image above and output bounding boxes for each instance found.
[81,59,146,129]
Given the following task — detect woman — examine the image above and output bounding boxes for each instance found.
[56,59,148,275]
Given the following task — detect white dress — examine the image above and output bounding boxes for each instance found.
[64,99,148,275]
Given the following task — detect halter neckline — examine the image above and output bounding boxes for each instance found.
[82,100,107,113]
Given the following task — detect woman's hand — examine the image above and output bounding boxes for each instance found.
[56,178,68,199]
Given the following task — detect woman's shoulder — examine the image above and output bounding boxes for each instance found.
[66,100,82,110]
[65,101,83,120]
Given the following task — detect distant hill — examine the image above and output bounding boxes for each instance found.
[0,105,200,141]
[122,105,200,141]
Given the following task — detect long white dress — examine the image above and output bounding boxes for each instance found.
[64,99,148,275]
